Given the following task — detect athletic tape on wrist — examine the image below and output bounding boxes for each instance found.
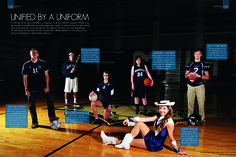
[128,117,140,122]
[171,140,180,153]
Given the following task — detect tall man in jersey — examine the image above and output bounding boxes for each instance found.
[22,48,59,128]
[185,50,209,124]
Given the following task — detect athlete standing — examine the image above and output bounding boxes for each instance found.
[131,56,153,115]
[22,48,59,128]
[61,52,79,109]
[185,50,209,124]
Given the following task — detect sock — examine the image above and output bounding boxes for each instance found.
[74,98,77,103]
[65,99,68,104]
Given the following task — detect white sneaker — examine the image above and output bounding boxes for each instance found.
[101,130,118,145]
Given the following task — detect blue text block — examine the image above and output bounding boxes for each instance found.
[180,127,199,146]
[7,0,14,9]
[6,104,28,128]
[81,48,100,63]
[65,111,89,124]
[152,51,176,70]
[206,43,228,60]
[223,0,229,9]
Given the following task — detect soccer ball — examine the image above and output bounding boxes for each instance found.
[50,120,61,129]
[89,93,98,102]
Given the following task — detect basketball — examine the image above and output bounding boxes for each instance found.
[144,78,152,86]
[189,72,197,83]
[89,93,98,102]
[50,120,61,130]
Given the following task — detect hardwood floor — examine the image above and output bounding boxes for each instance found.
[0,81,236,157]
[1,100,236,157]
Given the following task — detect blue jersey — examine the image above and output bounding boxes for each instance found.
[61,60,78,79]
[96,81,114,105]
[22,59,49,91]
[186,61,209,86]
[134,65,147,83]
[144,116,173,152]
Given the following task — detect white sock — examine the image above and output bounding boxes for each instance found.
[65,99,68,104]
[74,98,77,103]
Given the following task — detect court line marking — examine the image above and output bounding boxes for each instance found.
[43,125,101,157]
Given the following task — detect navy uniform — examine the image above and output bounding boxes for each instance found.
[61,59,79,93]
[22,59,56,124]
[186,61,209,86]
[185,61,209,121]
[96,81,114,109]
[144,116,179,152]
[61,59,78,79]
[133,65,147,98]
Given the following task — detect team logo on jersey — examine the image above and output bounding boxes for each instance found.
[103,85,106,89]
[38,65,41,69]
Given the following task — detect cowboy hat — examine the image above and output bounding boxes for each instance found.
[154,100,175,106]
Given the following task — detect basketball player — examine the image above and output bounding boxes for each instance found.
[22,48,59,128]
[101,100,188,155]
[185,50,209,124]
[61,52,79,109]
[131,56,153,115]
[89,71,114,124]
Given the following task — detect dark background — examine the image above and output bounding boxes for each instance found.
[1,0,236,118]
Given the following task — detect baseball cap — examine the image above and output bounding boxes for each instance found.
[69,52,74,56]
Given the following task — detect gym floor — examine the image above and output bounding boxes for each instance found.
[0,80,236,157]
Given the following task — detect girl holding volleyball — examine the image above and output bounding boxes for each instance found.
[89,71,114,124]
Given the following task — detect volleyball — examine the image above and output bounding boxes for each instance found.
[50,120,61,130]
[144,78,152,86]
[89,93,98,102]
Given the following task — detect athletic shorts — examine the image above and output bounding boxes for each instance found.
[64,77,78,93]
[100,100,109,109]
[144,130,163,152]
[133,81,146,98]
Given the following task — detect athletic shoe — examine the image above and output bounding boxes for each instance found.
[144,106,148,116]
[110,112,119,121]
[73,103,80,108]
[49,117,59,121]
[135,107,140,114]
[31,123,38,128]
[201,120,206,126]
[144,111,148,116]
[65,104,69,110]
[92,119,100,124]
